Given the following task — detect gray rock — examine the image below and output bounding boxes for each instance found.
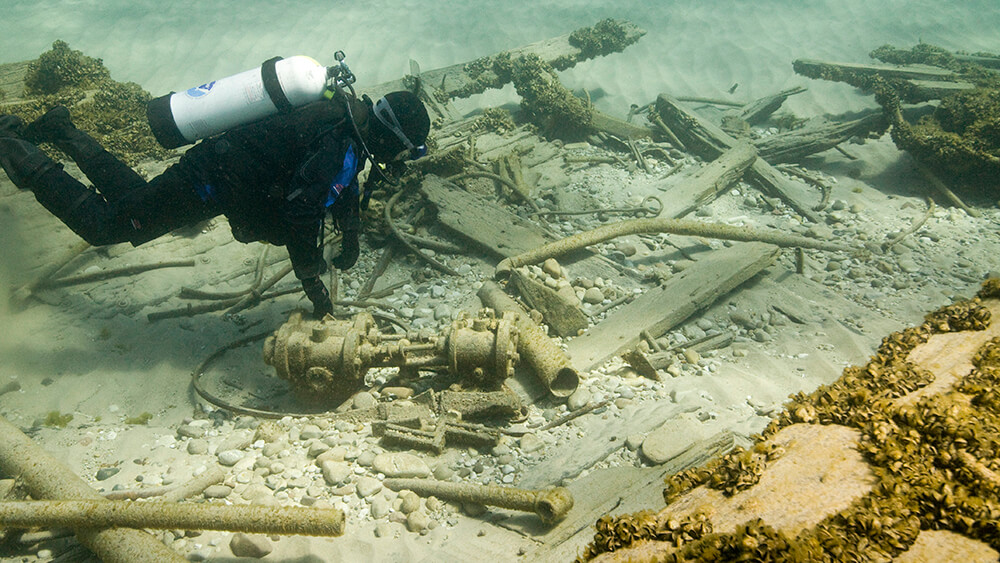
[356,476,382,498]
[203,485,232,499]
[406,511,429,533]
[434,304,453,320]
[615,241,638,257]
[519,433,544,453]
[567,387,592,411]
[186,439,209,455]
[399,490,421,514]
[229,533,272,558]
[299,424,324,440]
[96,467,119,481]
[371,495,391,518]
[176,424,206,439]
[433,464,455,481]
[542,258,562,278]
[217,450,245,467]
[308,441,330,458]
[356,450,377,467]
[219,430,255,452]
[641,413,707,464]
[625,434,644,451]
[582,287,605,304]
[320,460,351,486]
[372,453,430,478]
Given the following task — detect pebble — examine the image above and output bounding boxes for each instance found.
[177,424,206,439]
[372,453,430,478]
[433,464,455,481]
[203,485,232,499]
[229,533,273,558]
[299,425,323,440]
[426,497,443,512]
[219,430,254,452]
[406,511,429,533]
[434,304,453,320]
[187,439,209,455]
[374,522,392,537]
[371,495,391,518]
[582,287,604,304]
[615,241,638,257]
[254,421,283,443]
[381,387,414,400]
[399,490,421,514]
[519,433,544,453]
[356,476,382,498]
[218,450,245,467]
[308,441,330,458]
[320,460,351,486]
[625,434,644,451]
[542,258,562,278]
[357,450,377,467]
[96,467,119,481]
[898,258,921,273]
[567,387,592,411]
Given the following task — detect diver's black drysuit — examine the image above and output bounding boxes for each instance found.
[0,97,372,316]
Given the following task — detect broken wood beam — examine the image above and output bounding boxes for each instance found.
[658,141,758,218]
[565,242,780,374]
[363,19,645,101]
[792,58,959,83]
[755,112,886,164]
[655,94,823,222]
[739,86,807,125]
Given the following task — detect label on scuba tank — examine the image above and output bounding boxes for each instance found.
[185,81,217,98]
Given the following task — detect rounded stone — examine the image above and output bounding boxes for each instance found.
[567,387,592,411]
[399,490,422,514]
[372,452,430,478]
[320,460,351,486]
[217,450,245,467]
[352,392,378,410]
[371,495,391,518]
[186,439,209,455]
[176,424,206,439]
[229,533,272,558]
[406,511,429,533]
[356,476,383,498]
[519,433,544,453]
[542,258,562,279]
[203,485,232,499]
[583,287,605,305]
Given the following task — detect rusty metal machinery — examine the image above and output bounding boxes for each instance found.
[263,309,519,401]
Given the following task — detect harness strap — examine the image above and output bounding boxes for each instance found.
[261,57,294,113]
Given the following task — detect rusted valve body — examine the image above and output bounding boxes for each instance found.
[263,310,518,400]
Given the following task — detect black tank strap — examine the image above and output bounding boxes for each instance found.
[261,57,294,113]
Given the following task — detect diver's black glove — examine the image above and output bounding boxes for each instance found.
[301,276,333,319]
[331,230,360,270]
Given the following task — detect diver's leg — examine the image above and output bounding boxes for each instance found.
[109,165,221,246]
[22,106,145,201]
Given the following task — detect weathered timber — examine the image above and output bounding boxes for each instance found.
[738,86,807,125]
[363,20,645,101]
[792,58,959,82]
[510,268,588,338]
[565,242,780,373]
[655,93,823,222]
[421,175,624,282]
[657,142,757,218]
[755,112,886,164]
[0,61,30,102]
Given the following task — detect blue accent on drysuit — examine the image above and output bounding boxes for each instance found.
[326,144,358,208]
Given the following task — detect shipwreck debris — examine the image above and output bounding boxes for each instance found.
[383,478,574,525]
[263,309,519,402]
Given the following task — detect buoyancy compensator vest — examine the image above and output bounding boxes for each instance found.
[147,53,357,149]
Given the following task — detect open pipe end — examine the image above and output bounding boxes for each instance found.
[535,486,574,524]
[547,367,580,398]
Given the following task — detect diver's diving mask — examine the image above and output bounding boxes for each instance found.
[373,96,427,160]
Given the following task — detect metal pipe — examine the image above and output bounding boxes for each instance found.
[383,478,573,524]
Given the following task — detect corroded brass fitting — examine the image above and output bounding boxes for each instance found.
[263,309,519,401]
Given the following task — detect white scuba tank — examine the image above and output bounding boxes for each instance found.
[147,56,330,149]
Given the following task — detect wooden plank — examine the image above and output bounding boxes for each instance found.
[363,20,645,101]
[656,93,823,223]
[755,112,885,164]
[421,175,553,259]
[792,58,958,82]
[565,242,780,373]
[658,142,757,218]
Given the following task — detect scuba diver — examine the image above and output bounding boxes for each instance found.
[0,67,430,318]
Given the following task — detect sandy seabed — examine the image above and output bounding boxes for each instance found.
[2,1,1000,562]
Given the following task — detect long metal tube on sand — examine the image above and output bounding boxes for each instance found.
[383,478,574,524]
[0,414,185,563]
